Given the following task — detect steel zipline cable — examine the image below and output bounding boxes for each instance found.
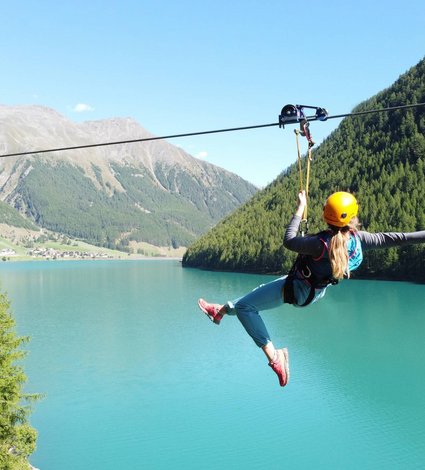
[317,102,425,121]
[1,102,424,159]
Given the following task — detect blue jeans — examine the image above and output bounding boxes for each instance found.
[226,276,327,347]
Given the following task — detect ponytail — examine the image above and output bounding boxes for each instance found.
[328,218,360,280]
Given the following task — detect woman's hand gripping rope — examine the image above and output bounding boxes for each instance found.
[295,190,307,218]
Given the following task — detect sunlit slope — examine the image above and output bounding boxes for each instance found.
[183,58,425,281]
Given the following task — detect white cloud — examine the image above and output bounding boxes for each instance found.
[196,151,208,159]
[73,103,94,113]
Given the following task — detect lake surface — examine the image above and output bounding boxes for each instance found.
[0,260,424,470]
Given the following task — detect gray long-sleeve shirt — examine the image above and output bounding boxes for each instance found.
[282,215,425,306]
[284,215,425,257]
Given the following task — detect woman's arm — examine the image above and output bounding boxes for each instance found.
[283,191,324,257]
[357,230,425,250]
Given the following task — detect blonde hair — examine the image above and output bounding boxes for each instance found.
[328,218,359,280]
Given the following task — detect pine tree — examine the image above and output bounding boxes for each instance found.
[0,293,38,470]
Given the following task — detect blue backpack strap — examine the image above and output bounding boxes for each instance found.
[347,230,363,272]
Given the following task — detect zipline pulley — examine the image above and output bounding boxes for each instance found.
[279,104,328,149]
[278,104,328,127]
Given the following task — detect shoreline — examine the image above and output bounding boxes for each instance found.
[0,228,187,263]
[0,253,183,265]
[0,241,186,263]
[0,254,183,263]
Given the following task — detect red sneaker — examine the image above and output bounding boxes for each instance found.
[269,348,290,387]
[197,298,224,325]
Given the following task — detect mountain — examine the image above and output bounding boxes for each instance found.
[0,106,257,250]
[183,58,425,282]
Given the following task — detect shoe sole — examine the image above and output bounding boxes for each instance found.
[198,299,221,324]
[282,348,290,385]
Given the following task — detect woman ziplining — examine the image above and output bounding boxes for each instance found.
[197,189,425,388]
[197,103,425,387]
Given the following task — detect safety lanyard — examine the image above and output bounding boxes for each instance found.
[295,123,314,236]
[279,104,326,236]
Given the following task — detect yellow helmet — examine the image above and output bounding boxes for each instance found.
[323,192,358,227]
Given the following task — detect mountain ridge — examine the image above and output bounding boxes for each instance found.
[0,105,258,250]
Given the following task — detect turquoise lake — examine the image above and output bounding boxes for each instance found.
[0,259,424,470]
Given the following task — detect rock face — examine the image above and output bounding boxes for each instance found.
[0,105,257,248]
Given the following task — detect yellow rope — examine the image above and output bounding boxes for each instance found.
[303,146,313,221]
[294,130,313,232]
[294,130,304,191]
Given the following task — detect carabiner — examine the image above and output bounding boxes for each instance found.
[299,219,309,237]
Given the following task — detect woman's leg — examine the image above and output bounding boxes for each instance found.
[198,276,290,387]
[227,277,290,386]
[226,276,286,349]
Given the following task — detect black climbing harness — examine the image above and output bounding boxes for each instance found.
[283,253,339,307]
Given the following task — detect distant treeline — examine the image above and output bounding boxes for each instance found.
[11,159,256,251]
[183,58,425,282]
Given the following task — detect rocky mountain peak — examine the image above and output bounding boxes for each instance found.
[0,104,257,250]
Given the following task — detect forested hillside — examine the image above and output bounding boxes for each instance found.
[0,200,37,230]
[183,58,425,282]
[11,159,254,249]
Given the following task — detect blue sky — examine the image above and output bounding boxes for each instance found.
[1,0,424,187]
